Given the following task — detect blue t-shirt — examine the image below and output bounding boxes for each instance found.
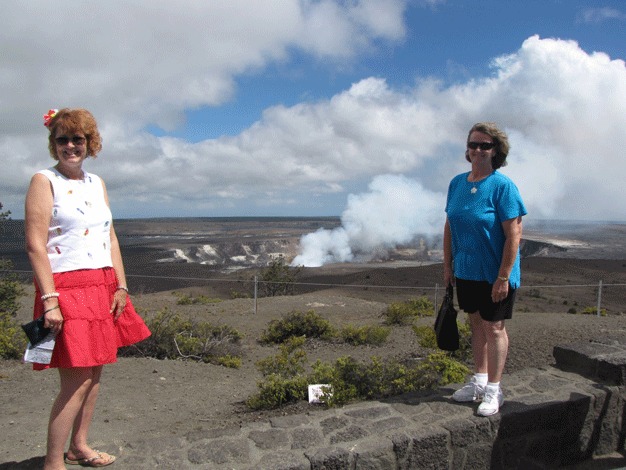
[445,171,527,288]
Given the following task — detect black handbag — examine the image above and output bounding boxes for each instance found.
[21,316,51,346]
[434,285,459,351]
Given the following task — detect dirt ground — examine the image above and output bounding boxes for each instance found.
[2,258,626,466]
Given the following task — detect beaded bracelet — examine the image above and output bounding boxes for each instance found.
[41,292,60,301]
[117,286,129,293]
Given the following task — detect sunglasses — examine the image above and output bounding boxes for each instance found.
[55,135,86,146]
[467,141,496,150]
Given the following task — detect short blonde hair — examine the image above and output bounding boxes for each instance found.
[47,109,102,160]
[465,122,509,169]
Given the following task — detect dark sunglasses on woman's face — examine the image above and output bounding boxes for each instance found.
[467,141,496,150]
[55,135,86,146]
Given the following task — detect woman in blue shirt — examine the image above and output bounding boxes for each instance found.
[444,122,527,416]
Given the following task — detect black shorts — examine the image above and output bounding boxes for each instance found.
[455,278,516,322]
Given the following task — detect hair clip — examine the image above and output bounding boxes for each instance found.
[44,109,59,127]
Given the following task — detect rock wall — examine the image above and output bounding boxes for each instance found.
[87,340,626,470]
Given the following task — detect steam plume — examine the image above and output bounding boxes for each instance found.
[292,174,445,267]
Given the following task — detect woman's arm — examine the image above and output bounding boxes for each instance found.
[25,174,63,331]
[101,179,128,320]
[443,217,454,287]
[492,215,523,302]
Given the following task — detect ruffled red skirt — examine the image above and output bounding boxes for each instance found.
[32,267,151,370]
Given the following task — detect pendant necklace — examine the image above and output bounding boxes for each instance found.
[469,171,484,194]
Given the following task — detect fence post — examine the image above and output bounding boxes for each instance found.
[597,280,602,317]
[254,276,258,315]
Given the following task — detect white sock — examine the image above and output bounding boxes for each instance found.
[486,381,500,390]
[474,373,488,386]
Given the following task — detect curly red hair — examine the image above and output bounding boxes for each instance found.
[47,109,103,160]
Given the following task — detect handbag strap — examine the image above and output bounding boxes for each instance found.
[446,285,454,300]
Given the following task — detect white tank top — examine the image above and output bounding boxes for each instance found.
[38,168,113,273]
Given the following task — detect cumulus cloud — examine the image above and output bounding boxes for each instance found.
[0,0,410,133]
[291,35,626,265]
[2,19,626,228]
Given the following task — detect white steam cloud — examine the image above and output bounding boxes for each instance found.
[292,175,445,267]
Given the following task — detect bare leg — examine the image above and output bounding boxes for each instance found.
[483,320,508,383]
[43,368,95,470]
[64,365,114,465]
[468,312,488,374]
[67,366,102,457]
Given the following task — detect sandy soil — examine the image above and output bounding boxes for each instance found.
[2,258,626,466]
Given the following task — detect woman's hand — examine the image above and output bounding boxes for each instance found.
[110,289,127,321]
[491,278,509,303]
[44,306,64,333]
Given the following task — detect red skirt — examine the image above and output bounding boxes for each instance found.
[33,267,151,370]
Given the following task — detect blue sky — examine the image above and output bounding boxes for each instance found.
[2,0,626,225]
[170,1,626,143]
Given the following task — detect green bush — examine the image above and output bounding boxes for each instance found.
[255,336,307,378]
[407,298,435,316]
[418,353,469,386]
[260,310,336,344]
[247,338,470,410]
[0,260,25,317]
[309,353,469,407]
[582,306,607,316]
[412,325,437,348]
[412,320,472,361]
[246,374,309,410]
[0,314,26,359]
[216,354,242,369]
[309,356,419,406]
[260,256,302,297]
[0,203,28,359]
[383,297,434,325]
[121,308,243,366]
[230,291,250,299]
[340,324,390,345]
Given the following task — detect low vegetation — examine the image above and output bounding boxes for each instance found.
[246,337,469,410]
[568,306,608,316]
[0,263,27,358]
[120,308,243,368]
[259,256,302,297]
[0,204,27,359]
[260,310,391,346]
[246,306,471,410]
[339,324,390,345]
[383,297,435,325]
[412,320,473,361]
[260,310,336,344]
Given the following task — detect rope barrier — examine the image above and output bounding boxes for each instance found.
[4,269,626,290]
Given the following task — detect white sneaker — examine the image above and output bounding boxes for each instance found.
[477,386,504,416]
[452,377,485,402]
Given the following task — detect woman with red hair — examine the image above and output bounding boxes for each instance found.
[25,108,150,469]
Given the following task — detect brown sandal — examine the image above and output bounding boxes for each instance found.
[65,450,116,467]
